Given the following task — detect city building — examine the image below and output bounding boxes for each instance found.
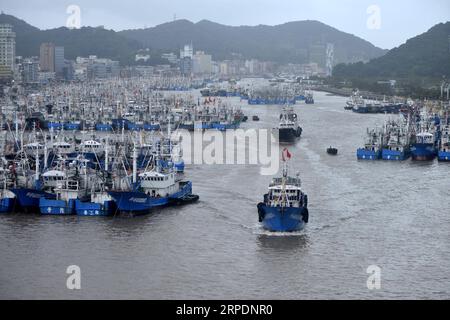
[38,71,56,84]
[135,49,151,63]
[179,56,192,76]
[54,46,65,76]
[40,42,55,72]
[161,53,179,65]
[22,57,40,83]
[0,24,16,72]
[74,55,120,80]
[192,51,212,74]
[180,43,193,59]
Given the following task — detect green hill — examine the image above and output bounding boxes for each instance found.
[0,13,142,65]
[333,22,450,79]
[119,19,386,65]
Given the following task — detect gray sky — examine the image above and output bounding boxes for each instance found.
[1,0,449,49]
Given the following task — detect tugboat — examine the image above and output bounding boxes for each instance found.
[327,147,338,155]
[257,149,309,232]
[277,106,302,143]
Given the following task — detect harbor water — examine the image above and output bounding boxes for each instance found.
[0,91,449,299]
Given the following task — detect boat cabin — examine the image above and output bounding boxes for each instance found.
[139,171,178,198]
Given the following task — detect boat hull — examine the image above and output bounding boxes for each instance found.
[258,204,308,232]
[39,198,76,215]
[438,150,450,162]
[75,200,116,216]
[411,143,436,161]
[10,188,55,212]
[0,197,15,213]
[108,181,193,215]
[279,127,301,143]
[357,148,381,160]
[382,148,410,161]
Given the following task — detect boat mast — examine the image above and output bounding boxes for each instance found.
[132,142,137,186]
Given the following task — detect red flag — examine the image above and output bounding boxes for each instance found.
[282,148,292,161]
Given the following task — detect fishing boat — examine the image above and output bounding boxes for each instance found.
[381,119,411,161]
[10,154,56,212]
[411,131,437,160]
[107,145,198,216]
[0,167,15,213]
[39,164,90,215]
[357,128,383,160]
[277,106,302,143]
[438,124,450,162]
[257,149,309,232]
[75,190,116,216]
[411,112,438,161]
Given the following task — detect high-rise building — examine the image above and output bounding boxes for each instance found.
[326,43,334,77]
[23,57,40,83]
[40,43,55,72]
[180,43,193,59]
[192,51,212,74]
[179,56,192,76]
[0,24,16,71]
[54,46,65,76]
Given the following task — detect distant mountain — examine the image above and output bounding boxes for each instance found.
[0,13,386,66]
[0,13,142,65]
[333,22,450,79]
[119,19,387,65]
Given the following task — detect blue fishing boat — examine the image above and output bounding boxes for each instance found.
[0,168,15,213]
[47,122,63,130]
[411,132,437,161]
[357,128,382,160]
[108,171,194,215]
[438,125,450,161]
[411,110,439,161]
[382,120,411,161]
[10,188,55,212]
[257,149,309,232]
[143,123,161,131]
[63,121,81,131]
[95,123,113,132]
[39,170,89,215]
[75,191,116,216]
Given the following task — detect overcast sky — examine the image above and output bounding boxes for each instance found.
[1,0,449,49]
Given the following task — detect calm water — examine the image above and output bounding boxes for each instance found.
[1,91,449,299]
